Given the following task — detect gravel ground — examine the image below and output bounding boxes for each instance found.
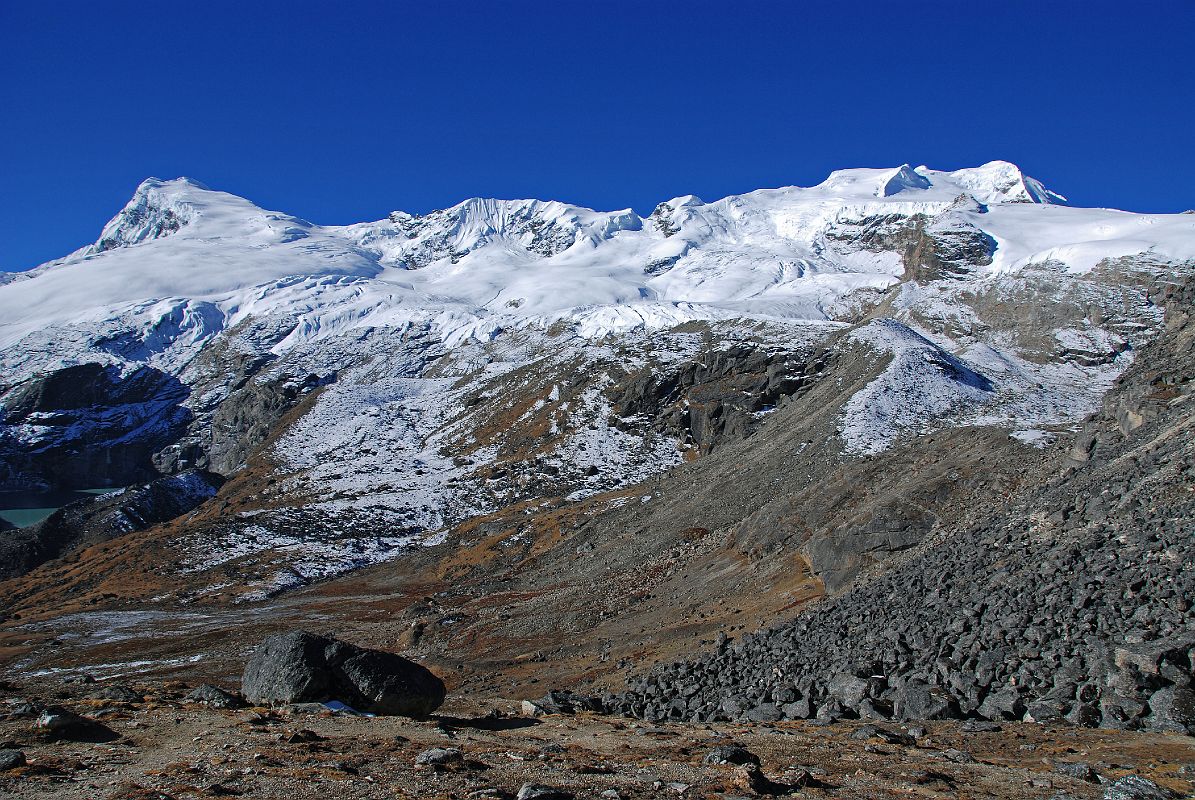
[1,680,1193,800]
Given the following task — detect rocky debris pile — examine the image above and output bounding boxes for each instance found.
[0,672,1190,800]
[600,279,1195,733]
[241,631,445,717]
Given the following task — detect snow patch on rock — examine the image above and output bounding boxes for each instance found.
[840,320,994,455]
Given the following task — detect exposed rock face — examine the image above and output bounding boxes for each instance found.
[609,344,815,455]
[0,470,223,580]
[241,631,446,717]
[903,212,996,281]
[158,368,333,475]
[0,363,191,490]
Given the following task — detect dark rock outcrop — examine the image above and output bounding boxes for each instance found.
[159,370,333,475]
[241,631,445,717]
[0,469,223,580]
[610,345,816,455]
[0,363,192,490]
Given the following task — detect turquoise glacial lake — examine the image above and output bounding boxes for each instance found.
[0,488,120,529]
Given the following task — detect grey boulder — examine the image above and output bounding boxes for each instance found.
[703,744,761,766]
[1102,775,1173,800]
[241,631,445,717]
[35,708,119,742]
[0,749,25,770]
[186,684,245,709]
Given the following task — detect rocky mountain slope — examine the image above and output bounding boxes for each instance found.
[609,276,1195,733]
[0,162,1193,777]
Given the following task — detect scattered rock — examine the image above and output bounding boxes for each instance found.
[187,684,245,708]
[0,749,25,770]
[516,784,573,800]
[416,747,464,767]
[894,681,954,721]
[61,674,96,685]
[35,707,119,742]
[283,728,323,743]
[521,700,548,717]
[961,720,1002,733]
[1102,775,1173,800]
[521,690,600,716]
[88,685,143,703]
[729,763,788,795]
[1054,762,1099,783]
[3,701,41,719]
[703,744,761,767]
[942,748,974,764]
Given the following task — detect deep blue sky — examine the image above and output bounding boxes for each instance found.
[2,1,1193,271]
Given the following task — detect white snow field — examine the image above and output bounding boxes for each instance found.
[4,162,1192,358]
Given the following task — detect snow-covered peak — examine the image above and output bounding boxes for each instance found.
[665,195,705,209]
[87,176,316,257]
[927,160,1066,206]
[811,161,1064,207]
[339,196,642,267]
[90,177,202,252]
[441,196,642,250]
[3,162,1191,359]
[877,164,933,197]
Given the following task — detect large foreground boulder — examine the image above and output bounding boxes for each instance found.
[241,631,445,717]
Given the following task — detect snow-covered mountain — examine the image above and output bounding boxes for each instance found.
[2,161,1193,599]
[5,160,1190,356]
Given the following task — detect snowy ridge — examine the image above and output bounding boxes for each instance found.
[4,161,1192,366]
[840,320,995,455]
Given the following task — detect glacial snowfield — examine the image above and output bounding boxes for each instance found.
[3,160,1193,596]
[4,160,1193,357]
